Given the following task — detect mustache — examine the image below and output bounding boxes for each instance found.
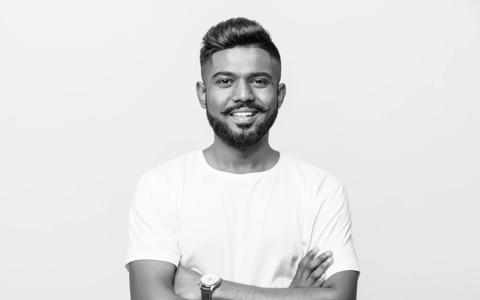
[223,103,266,114]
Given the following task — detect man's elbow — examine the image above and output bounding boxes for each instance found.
[319,270,359,300]
[326,288,356,300]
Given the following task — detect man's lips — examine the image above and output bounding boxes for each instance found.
[225,105,265,115]
[228,110,260,124]
[229,110,259,116]
[228,109,259,115]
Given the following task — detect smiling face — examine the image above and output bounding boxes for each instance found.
[197,46,286,150]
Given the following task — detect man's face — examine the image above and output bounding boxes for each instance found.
[197,47,285,150]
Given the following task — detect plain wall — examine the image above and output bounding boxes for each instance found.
[1,0,479,299]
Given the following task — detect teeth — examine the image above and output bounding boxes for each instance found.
[232,112,256,117]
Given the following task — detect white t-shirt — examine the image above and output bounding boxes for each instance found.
[125,150,360,287]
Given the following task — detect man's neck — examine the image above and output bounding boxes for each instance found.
[203,133,279,174]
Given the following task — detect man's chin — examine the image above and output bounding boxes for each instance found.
[207,109,275,149]
[213,127,261,148]
[229,124,255,134]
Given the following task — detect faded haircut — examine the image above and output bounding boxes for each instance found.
[200,17,281,68]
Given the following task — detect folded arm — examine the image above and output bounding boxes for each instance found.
[128,258,358,300]
[213,270,359,300]
[175,248,359,300]
[128,260,182,300]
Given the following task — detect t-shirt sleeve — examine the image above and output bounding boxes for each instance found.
[307,178,360,279]
[125,172,180,271]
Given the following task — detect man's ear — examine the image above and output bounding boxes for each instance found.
[277,83,286,109]
[196,81,206,109]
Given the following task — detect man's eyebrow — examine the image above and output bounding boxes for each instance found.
[211,71,236,78]
[249,72,273,80]
[211,71,273,80]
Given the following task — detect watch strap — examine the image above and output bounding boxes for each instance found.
[200,285,212,300]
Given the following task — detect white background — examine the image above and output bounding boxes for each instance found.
[1,0,479,299]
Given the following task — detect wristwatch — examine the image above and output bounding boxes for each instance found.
[198,273,221,300]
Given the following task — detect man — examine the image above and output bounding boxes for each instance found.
[126,17,360,300]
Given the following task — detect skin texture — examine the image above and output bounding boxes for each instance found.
[199,47,284,152]
[128,46,360,299]
[289,247,333,288]
[172,249,336,299]
[128,250,358,300]
[128,260,178,300]
[196,46,286,173]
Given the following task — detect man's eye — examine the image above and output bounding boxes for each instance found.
[251,79,269,87]
[216,79,233,86]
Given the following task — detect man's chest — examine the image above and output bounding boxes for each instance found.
[176,179,308,283]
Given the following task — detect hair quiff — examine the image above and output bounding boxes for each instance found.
[200,17,281,67]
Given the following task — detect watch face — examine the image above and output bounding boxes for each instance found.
[201,273,220,287]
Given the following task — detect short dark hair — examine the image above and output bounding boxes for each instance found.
[200,17,281,67]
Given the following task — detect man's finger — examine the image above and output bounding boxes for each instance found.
[301,249,332,284]
[310,250,332,267]
[313,274,327,287]
[309,257,334,281]
[305,250,332,273]
[298,247,319,270]
[290,249,319,288]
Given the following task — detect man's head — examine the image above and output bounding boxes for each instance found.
[197,17,286,150]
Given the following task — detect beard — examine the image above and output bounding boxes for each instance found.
[206,101,278,151]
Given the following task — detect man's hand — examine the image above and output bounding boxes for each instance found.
[173,266,202,300]
[289,248,334,288]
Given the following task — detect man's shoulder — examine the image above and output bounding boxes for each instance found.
[140,150,198,182]
[280,152,345,190]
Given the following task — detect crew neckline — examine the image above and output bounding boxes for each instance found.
[197,149,283,179]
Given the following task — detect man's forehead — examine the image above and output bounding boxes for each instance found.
[205,47,280,78]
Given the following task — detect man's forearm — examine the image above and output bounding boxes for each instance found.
[173,265,357,300]
[214,279,336,300]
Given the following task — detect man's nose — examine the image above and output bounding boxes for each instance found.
[231,80,254,102]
